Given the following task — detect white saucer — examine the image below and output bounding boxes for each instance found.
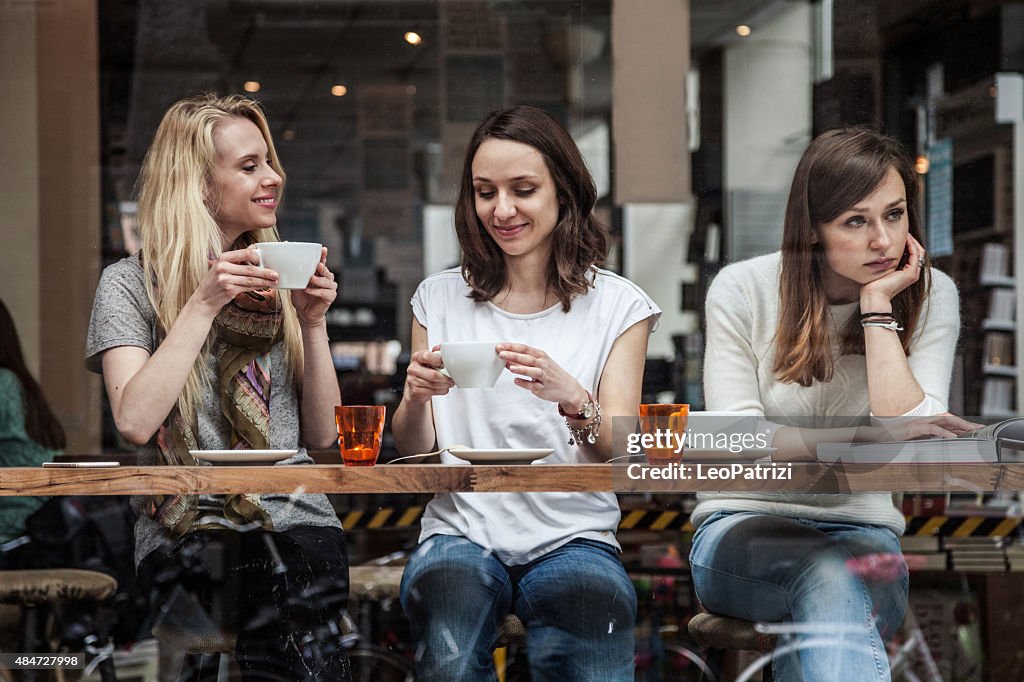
[681,448,775,463]
[448,448,554,465]
[189,449,298,465]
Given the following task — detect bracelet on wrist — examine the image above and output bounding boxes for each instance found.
[558,390,595,420]
[564,402,601,446]
[861,319,903,332]
[859,310,893,321]
[298,317,327,329]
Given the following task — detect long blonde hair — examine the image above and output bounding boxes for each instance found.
[137,93,303,427]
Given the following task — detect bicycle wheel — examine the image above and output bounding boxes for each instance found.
[347,646,416,682]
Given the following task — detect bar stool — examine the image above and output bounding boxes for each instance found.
[350,563,525,680]
[493,613,526,682]
[349,564,404,602]
[152,564,409,681]
[0,569,119,681]
[687,611,778,682]
[150,620,235,682]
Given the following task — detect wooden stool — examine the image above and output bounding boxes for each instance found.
[348,565,404,602]
[149,586,241,682]
[0,569,119,681]
[688,612,778,682]
[493,614,526,682]
[151,620,235,682]
[496,613,525,644]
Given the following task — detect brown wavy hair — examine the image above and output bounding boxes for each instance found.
[773,128,930,387]
[455,105,609,311]
[0,298,66,450]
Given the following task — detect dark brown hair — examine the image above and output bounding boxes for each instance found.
[455,105,609,311]
[0,298,66,450]
[773,127,930,386]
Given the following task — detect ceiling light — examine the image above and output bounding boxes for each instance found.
[736,25,752,37]
[406,85,417,96]
[914,155,929,174]
[243,80,261,93]
[282,129,296,141]
[331,84,348,97]
[404,31,422,46]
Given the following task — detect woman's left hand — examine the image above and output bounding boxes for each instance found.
[291,247,338,326]
[860,234,926,306]
[496,343,588,412]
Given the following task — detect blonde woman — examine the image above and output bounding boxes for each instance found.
[86,94,350,680]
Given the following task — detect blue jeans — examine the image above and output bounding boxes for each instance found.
[689,511,907,682]
[400,534,637,682]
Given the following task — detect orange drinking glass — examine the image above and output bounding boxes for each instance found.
[638,403,689,465]
[335,405,386,466]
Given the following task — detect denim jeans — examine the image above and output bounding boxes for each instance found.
[689,511,907,682]
[399,534,637,682]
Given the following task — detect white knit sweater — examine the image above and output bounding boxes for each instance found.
[691,251,960,534]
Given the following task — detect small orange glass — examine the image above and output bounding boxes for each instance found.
[335,405,386,466]
[638,403,689,465]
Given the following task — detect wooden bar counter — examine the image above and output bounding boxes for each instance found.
[2,461,1023,496]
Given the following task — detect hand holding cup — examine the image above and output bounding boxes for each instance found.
[403,346,454,403]
[195,246,279,312]
[286,245,338,326]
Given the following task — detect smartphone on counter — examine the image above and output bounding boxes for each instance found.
[43,461,121,468]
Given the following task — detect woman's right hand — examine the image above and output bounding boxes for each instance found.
[403,345,455,404]
[873,413,984,442]
[194,245,279,312]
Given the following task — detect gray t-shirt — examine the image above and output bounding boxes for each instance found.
[85,256,342,566]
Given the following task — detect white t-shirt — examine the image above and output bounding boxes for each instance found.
[411,267,661,565]
[692,251,961,534]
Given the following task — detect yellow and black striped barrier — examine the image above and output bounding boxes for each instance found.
[342,506,1024,538]
[617,509,695,532]
[342,506,426,530]
[903,515,1022,538]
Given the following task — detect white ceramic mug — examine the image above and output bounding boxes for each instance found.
[439,341,504,388]
[253,242,322,289]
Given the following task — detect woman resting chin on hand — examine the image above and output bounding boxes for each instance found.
[691,128,966,682]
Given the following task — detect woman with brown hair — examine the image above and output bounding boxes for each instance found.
[689,128,976,681]
[0,298,64,549]
[392,105,661,681]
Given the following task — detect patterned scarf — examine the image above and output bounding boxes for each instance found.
[144,287,283,539]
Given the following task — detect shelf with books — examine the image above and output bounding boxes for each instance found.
[981,376,1017,418]
[982,331,1016,379]
[980,319,1016,332]
[982,363,1018,377]
[934,125,1016,419]
[977,242,1016,417]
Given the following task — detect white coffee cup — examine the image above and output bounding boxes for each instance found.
[254,241,322,289]
[439,341,504,388]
